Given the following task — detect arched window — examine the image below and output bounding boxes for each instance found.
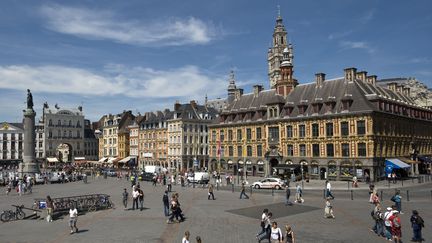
[49,119,53,126]
[69,120,72,127]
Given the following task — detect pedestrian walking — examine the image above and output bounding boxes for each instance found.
[6,180,12,195]
[256,209,269,237]
[324,198,335,219]
[285,185,291,206]
[295,184,303,203]
[410,210,424,242]
[257,212,272,242]
[68,204,79,234]
[383,207,396,241]
[132,187,139,210]
[239,181,249,199]
[163,190,170,216]
[325,180,335,200]
[138,188,144,211]
[284,225,296,243]
[389,211,402,243]
[122,188,128,210]
[269,221,283,243]
[46,195,54,222]
[195,236,202,243]
[371,203,384,237]
[391,190,403,213]
[167,175,172,192]
[208,184,215,200]
[182,231,190,243]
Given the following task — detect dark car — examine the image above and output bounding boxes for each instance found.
[139,172,154,181]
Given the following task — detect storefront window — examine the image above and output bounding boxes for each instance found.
[328,162,337,177]
[340,161,353,177]
[311,162,319,175]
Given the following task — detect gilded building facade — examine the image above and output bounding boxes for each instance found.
[208,14,432,181]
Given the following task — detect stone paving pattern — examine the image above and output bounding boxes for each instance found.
[0,177,431,243]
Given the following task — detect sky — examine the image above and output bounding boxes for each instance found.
[0,0,431,122]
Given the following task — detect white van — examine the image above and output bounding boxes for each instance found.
[187,172,210,184]
[144,166,163,174]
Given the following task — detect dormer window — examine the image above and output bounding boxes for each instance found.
[267,106,279,119]
[312,103,322,114]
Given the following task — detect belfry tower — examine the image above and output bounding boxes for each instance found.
[267,9,293,89]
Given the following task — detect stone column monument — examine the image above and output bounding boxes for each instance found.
[20,89,40,177]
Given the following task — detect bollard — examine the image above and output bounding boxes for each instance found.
[380,190,383,202]
[232,184,234,193]
[217,183,219,191]
[406,190,410,201]
[412,177,414,183]
[401,179,404,187]
[350,190,353,200]
[272,188,274,196]
[388,179,390,188]
[250,186,253,195]
[323,189,326,199]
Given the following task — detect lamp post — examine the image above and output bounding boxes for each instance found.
[301,162,304,190]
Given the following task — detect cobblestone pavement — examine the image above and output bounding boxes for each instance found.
[0,177,431,243]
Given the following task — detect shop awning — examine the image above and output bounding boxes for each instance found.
[47,157,59,163]
[74,157,86,161]
[98,157,108,163]
[385,158,410,175]
[119,156,131,163]
[399,158,420,164]
[107,157,118,164]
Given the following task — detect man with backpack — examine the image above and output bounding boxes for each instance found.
[410,210,425,242]
[383,207,396,241]
[371,203,384,237]
[391,190,403,214]
[389,211,402,243]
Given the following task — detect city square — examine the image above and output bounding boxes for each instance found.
[0,177,431,242]
[1,1,432,242]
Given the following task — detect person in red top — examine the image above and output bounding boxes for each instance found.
[389,211,402,243]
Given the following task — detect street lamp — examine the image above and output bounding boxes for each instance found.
[301,162,304,190]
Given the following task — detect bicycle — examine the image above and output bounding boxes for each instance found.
[1,205,26,222]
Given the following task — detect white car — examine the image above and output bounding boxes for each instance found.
[251,178,285,190]
[187,172,210,184]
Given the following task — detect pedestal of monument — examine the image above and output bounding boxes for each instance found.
[20,108,40,177]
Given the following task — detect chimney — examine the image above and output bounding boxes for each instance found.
[356,71,367,82]
[253,85,264,96]
[235,88,243,100]
[403,86,411,96]
[344,67,357,81]
[366,75,377,85]
[190,100,197,109]
[315,73,326,87]
[387,82,398,92]
[174,101,181,111]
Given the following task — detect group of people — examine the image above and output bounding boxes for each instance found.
[165,191,186,223]
[5,174,33,196]
[122,184,145,211]
[256,209,295,243]
[181,231,202,243]
[369,187,425,242]
[284,184,304,205]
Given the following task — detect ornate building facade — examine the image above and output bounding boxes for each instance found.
[208,14,432,181]
[0,122,24,167]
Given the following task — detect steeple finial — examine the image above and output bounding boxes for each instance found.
[277,5,281,18]
[229,70,235,85]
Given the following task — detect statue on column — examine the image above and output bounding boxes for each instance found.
[27,89,33,109]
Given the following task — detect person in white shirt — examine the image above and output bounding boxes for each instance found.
[182,230,190,243]
[325,180,335,199]
[132,188,140,210]
[270,221,283,243]
[69,205,78,234]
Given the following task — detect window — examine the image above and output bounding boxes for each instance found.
[299,144,306,156]
[298,125,305,138]
[246,128,252,141]
[256,127,262,139]
[287,145,294,156]
[341,121,349,137]
[326,144,334,157]
[358,142,367,156]
[212,146,216,157]
[229,146,234,156]
[342,143,350,157]
[312,124,319,137]
[326,123,334,137]
[211,131,216,142]
[312,144,320,157]
[268,127,279,142]
[257,145,262,157]
[247,146,252,157]
[357,120,366,135]
[228,130,233,141]
[286,125,293,138]
[220,130,225,141]
[237,146,242,157]
[237,129,242,141]
[38,133,43,139]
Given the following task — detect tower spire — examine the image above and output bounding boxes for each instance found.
[277,5,281,18]
[227,70,237,104]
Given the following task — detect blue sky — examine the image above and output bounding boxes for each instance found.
[0,0,431,122]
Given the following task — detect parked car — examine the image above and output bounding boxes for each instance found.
[138,172,155,181]
[187,172,210,184]
[251,177,285,190]
[103,169,117,177]
[49,172,62,183]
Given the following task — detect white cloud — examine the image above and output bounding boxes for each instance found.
[360,9,376,24]
[39,4,221,46]
[328,30,352,40]
[339,41,375,54]
[0,65,226,99]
